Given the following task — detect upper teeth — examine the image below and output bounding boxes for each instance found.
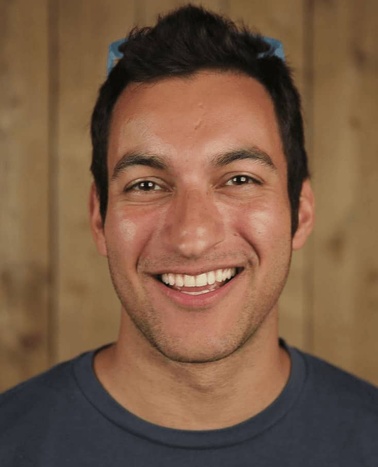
[161,268,237,288]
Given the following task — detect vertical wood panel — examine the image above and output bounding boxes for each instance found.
[0,0,50,390]
[312,0,378,384]
[229,0,311,350]
[56,1,137,361]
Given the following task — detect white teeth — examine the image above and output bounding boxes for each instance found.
[195,273,207,287]
[184,275,195,287]
[207,271,215,285]
[161,268,237,288]
[216,270,223,282]
[176,274,184,287]
[182,289,211,296]
[168,273,175,286]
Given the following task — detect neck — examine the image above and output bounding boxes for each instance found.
[94,309,290,430]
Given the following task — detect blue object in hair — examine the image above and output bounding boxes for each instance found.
[107,39,125,75]
[259,37,285,61]
[106,36,285,76]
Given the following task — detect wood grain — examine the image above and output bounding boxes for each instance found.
[0,0,50,390]
[312,0,378,384]
[55,0,137,361]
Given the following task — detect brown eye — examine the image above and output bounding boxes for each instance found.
[225,175,260,186]
[128,180,163,191]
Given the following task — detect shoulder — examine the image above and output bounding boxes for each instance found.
[301,349,378,401]
[0,352,91,433]
[285,347,378,464]
[0,350,103,465]
[295,348,378,428]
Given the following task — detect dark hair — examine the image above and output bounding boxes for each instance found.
[91,4,309,233]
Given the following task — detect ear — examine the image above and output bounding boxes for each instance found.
[292,179,315,250]
[89,183,108,257]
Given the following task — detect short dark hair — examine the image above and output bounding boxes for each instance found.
[91,4,309,233]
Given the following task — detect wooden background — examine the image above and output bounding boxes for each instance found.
[1,0,377,391]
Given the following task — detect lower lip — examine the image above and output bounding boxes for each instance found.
[153,273,241,309]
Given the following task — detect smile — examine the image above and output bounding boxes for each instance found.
[158,268,239,295]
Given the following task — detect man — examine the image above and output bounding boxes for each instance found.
[1,5,377,466]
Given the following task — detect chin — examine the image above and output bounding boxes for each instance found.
[146,331,249,365]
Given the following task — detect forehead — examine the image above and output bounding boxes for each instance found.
[108,71,285,172]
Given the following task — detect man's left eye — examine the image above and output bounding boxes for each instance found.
[225,175,260,186]
[129,181,163,191]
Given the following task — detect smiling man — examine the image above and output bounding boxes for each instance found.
[1,5,378,466]
[91,70,303,429]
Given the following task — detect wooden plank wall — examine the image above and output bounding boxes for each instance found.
[312,0,378,381]
[0,0,50,389]
[1,0,377,391]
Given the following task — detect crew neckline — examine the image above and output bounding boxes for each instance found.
[73,341,307,449]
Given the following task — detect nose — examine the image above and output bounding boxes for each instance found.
[163,188,225,259]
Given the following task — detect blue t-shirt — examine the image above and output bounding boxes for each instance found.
[1,342,378,466]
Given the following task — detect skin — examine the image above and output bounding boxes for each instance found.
[90,71,315,430]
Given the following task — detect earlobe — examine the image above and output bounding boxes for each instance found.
[292,179,315,250]
[89,183,108,257]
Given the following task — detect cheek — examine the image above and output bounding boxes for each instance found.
[117,218,137,240]
[230,199,292,247]
[105,207,163,261]
[106,214,138,245]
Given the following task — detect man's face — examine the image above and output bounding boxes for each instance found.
[91,71,313,363]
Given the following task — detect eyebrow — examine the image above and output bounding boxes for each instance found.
[211,147,276,170]
[111,146,276,180]
[111,152,168,180]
